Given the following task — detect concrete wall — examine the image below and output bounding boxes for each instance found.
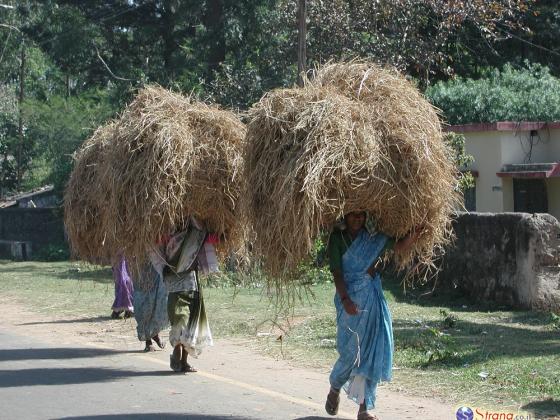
[499,128,560,164]
[0,208,65,259]
[439,212,560,311]
[18,192,59,208]
[464,131,504,212]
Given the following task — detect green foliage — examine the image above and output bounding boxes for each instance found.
[451,0,560,81]
[400,323,461,366]
[420,326,459,366]
[0,85,19,191]
[440,309,459,329]
[23,89,115,191]
[0,0,552,192]
[34,243,70,261]
[548,312,560,330]
[21,155,50,191]
[427,63,560,124]
[442,132,475,192]
[298,236,332,286]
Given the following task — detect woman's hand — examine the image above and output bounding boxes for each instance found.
[342,297,359,315]
[394,225,426,253]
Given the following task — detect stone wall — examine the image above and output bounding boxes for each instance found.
[0,207,65,259]
[439,212,560,311]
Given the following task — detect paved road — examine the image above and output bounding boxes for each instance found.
[0,328,333,420]
[0,305,454,420]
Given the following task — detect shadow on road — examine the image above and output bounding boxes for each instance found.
[0,367,178,387]
[18,316,112,325]
[522,398,560,418]
[292,417,333,420]
[61,414,249,420]
[0,347,129,362]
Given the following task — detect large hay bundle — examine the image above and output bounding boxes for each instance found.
[244,62,460,278]
[65,85,246,267]
[64,122,116,264]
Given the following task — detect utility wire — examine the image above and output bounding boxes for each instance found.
[497,24,560,58]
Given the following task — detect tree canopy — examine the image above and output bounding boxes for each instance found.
[426,63,560,125]
[0,0,556,193]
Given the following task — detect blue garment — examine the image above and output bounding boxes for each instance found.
[133,265,169,341]
[329,229,394,410]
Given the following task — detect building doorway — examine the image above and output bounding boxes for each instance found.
[513,178,548,213]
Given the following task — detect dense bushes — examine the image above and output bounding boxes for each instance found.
[426,63,560,125]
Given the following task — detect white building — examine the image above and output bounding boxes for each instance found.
[449,122,560,221]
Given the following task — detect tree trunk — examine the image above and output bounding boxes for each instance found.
[203,0,225,75]
[297,0,307,87]
[17,42,25,191]
[161,0,178,79]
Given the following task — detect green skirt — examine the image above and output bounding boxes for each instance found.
[167,287,213,357]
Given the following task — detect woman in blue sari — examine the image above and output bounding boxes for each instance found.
[325,211,422,420]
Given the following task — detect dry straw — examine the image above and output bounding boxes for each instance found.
[64,85,246,273]
[244,61,461,280]
[64,121,116,265]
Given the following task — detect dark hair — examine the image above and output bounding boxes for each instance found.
[344,211,366,219]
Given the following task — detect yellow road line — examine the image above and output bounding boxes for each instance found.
[87,341,354,418]
[137,352,355,418]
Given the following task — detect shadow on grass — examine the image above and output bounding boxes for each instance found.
[0,366,178,388]
[383,273,556,326]
[0,347,130,362]
[384,274,488,310]
[0,261,113,284]
[521,398,560,418]
[61,415,248,420]
[393,317,560,366]
[52,267,112,283]
[0,263,57,273]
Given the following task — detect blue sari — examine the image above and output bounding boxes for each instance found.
[329,229,394,410]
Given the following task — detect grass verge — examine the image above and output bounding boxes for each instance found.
[0,260,558,417]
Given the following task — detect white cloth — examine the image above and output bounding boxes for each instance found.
[346,375,366,404]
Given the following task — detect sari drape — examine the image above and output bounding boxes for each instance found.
[329,229,393,410]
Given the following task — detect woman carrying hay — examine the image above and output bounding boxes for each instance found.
[133,263,168,352]
[325,211,422,420]
[152,217,218,373]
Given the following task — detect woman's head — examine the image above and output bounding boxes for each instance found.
[344,211,366,233]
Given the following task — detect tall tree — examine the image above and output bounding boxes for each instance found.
[303,0,532,85]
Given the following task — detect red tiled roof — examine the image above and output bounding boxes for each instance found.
[446,121,560,133]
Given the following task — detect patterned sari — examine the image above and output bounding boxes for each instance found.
[133,263,169,341]
[155,222,216,357]
[329,229,394,410]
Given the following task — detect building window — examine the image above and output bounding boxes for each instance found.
[513,179,548,213]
